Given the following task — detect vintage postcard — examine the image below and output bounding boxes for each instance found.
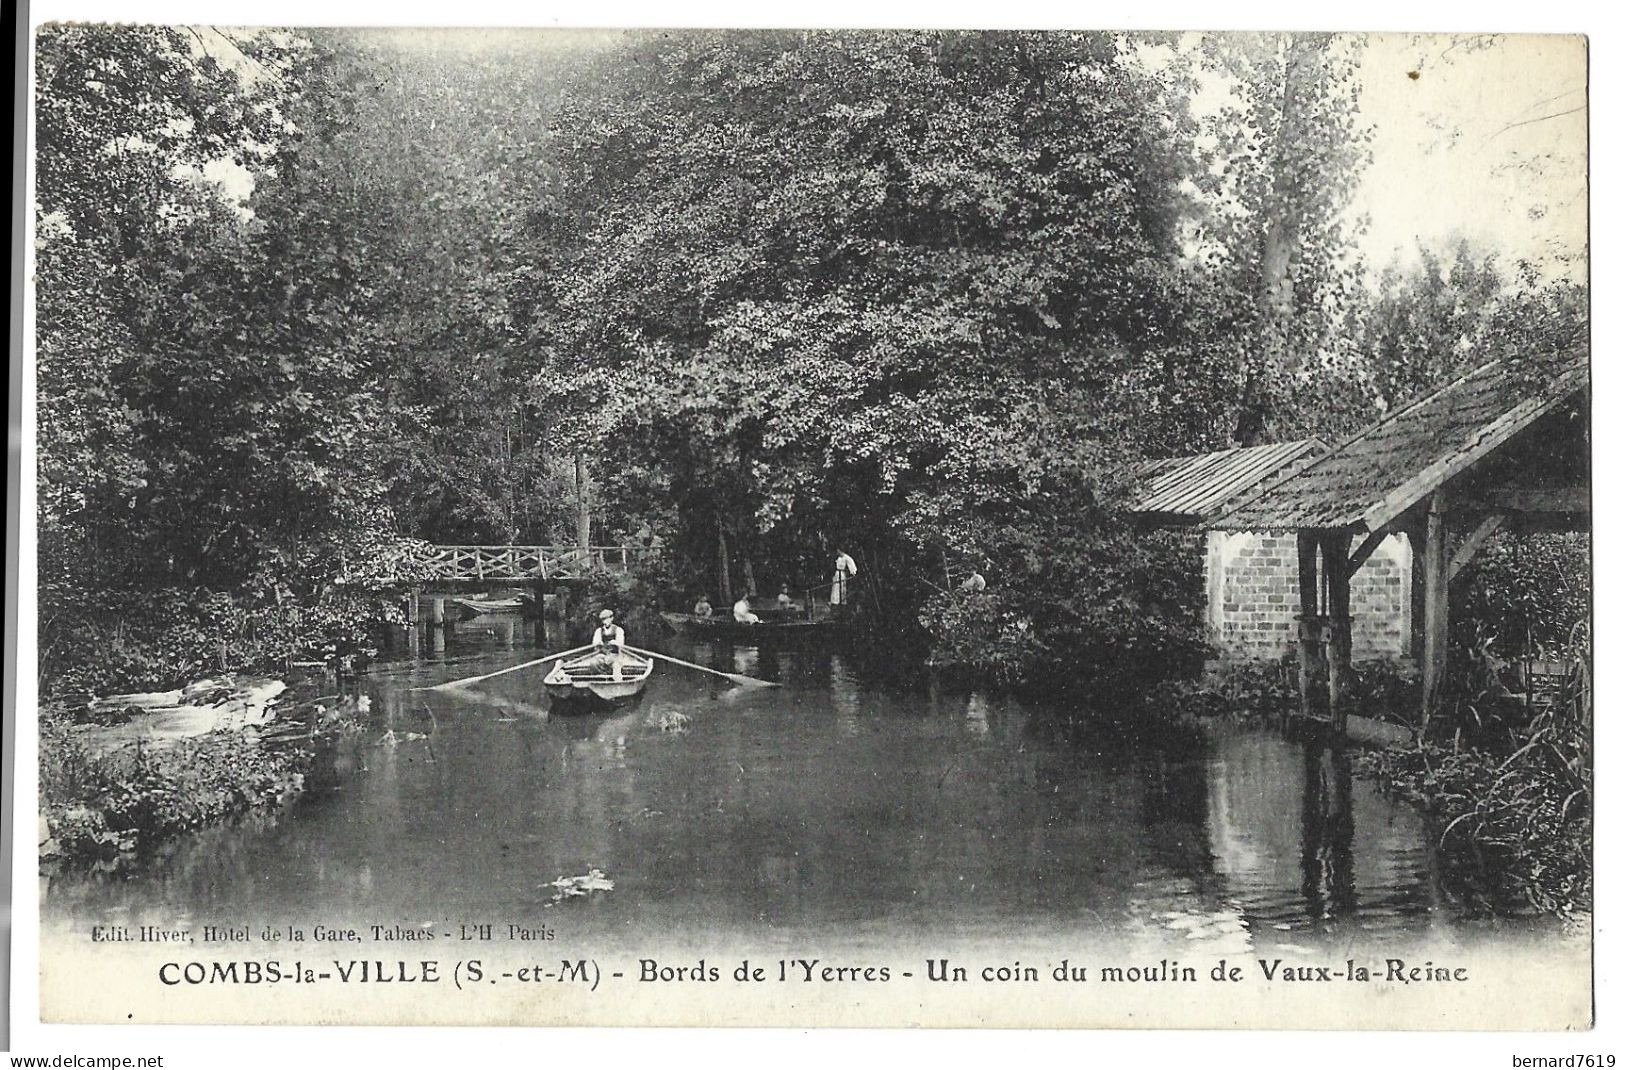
[19,22,1591,1036]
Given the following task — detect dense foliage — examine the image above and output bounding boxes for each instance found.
[39,704,311,860]
[497,31,1298,678]
[1357,675,1591,917]
[34,27,1585,697]
[32,29,1591,917]
[34,27,417,693]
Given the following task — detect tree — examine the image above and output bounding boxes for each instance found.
[268,30,588,545]
[1202,33,1373,442]
[33,26,415,690]
[506,30,1219,670]
[1355,244,1588,408]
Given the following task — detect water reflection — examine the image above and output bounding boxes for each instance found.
[1300,742,1357,923]
[964,692,991,736]
[828,652,863,736]
[43,628,1491,953]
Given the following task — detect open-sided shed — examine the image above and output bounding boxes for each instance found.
[1129,439,1414,661]
[1212,356,1589,730]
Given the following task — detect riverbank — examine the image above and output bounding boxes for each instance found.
[37,674,362,865]
[1150,660,1592,920]
[1353,741,1591,919]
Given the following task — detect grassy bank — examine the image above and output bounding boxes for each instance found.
[1353,699,1591,919]
[38,701,315,864]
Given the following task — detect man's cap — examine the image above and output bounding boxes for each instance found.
[599,609,614,620]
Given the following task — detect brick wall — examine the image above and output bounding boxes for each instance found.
[1204,531,1411,661]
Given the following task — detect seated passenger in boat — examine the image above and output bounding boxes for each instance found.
[693,595,713,618]
[733,596,760,624]
[590,609,631,679]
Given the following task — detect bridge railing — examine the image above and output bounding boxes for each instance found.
[409,544,639,582]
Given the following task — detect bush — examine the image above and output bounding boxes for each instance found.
[1347,658,1422,726]
[38,582,389,698]
[568,564,666,642]
[917,528,1209,692]
[1454,532,1590,661]
[1355,652,1591,917]
[1149,659,1298,722]
[39,703,311,862]
[1357,739,1589,916]
[918,590,1047,685]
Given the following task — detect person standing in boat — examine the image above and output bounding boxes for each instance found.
[829,549,858,615]
[590,608,630,679]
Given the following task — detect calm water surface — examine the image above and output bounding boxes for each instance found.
[43,618,1542,957]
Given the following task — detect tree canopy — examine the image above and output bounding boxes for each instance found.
[32,26,1585,693]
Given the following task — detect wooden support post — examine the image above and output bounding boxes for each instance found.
[1420,492,1450,730]
[1322,531,1354,737]
[431,596,446,626]
[717,519,734,604]
[406,591,420,626]
[1295,532,1322,723]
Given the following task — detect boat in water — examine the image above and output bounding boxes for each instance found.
[659,611,847,641]
[452,593,527,614]
[543,651,654,712]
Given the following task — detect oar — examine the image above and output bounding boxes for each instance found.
[624,645,779,688]
[414,644,595,691]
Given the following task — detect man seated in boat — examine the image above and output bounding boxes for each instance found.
[959,570,987,594]
[693,594,713,618]
[589,609,632,679]
[732,596,760,624]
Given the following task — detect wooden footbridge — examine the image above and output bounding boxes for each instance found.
[395,544,649,625]
[408,544,642,583]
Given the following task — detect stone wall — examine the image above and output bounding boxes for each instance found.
[1204,531,1411,661]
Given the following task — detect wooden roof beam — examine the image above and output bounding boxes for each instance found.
[1347,526,1391,573]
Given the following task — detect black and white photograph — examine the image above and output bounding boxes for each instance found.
[13,15,1595,1041]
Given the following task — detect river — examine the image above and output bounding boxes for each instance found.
[42,616,1554,966]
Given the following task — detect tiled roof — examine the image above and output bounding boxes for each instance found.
[1212,356,1589,533]
[1128,439,1325,521]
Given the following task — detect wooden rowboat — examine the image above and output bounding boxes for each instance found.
[543,651,654,711]
[659,611,846,641]
[452,595,526,614]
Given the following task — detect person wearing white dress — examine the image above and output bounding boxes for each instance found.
[829,550,858,612]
